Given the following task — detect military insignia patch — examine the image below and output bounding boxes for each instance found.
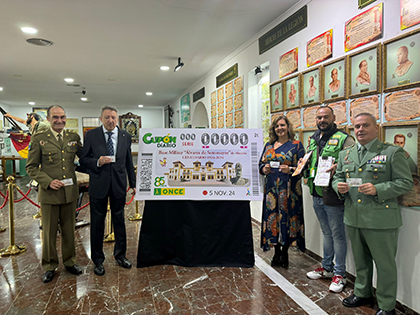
[40,140,45,146]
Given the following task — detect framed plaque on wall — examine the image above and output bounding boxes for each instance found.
[119,112,141,143]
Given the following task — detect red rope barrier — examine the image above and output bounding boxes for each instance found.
[76,202,90,211]
[14,188,31,203]
[125,194,135,205]
[16,187,41,208]
[0,190,9,209]
[0,190,6,199]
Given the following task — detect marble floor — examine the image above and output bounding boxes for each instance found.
[0,176,405,314]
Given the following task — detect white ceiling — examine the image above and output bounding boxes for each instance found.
[0,0,299,111]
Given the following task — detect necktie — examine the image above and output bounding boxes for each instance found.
[57,133,63,147]
[107,131,114,155]
[359,145,366,160]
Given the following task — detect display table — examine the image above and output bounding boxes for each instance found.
[137,200,254,268]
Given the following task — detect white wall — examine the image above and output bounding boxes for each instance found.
[169,0,420,312]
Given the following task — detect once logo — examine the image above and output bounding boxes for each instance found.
[154,188,185,196]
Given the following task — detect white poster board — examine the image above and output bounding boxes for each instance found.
[136,129,263,200]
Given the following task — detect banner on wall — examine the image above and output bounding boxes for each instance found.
[135,128,263,201]
[180,93,190,125]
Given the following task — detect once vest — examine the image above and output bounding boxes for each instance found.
[306,131,348,196]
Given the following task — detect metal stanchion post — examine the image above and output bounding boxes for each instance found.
[129,200,142,221]
[0,176,27,256]
[129,166,142,221]
[33,209,42,219]
[103,198,115,242]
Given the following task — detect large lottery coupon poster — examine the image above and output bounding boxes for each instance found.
[136,129,263,200]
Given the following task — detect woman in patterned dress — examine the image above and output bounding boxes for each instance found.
[259,115,305,267]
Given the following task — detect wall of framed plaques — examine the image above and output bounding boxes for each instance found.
[167,1,420,311]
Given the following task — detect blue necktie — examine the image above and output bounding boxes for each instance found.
[107,131,114,155]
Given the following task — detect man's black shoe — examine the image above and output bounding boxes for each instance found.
[65,264,83,275]
[342,294,374,308]
[94,263,105,276]
[42,270,55,283]
[375,310,395,315]
[116,258,132,269]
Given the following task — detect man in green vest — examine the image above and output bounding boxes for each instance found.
[304,106,354,293]
[332,113,413,315]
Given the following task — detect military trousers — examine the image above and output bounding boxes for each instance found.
[41,200,77,271]
[347,225,399,311]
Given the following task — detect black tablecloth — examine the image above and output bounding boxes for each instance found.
[137,200,255,268]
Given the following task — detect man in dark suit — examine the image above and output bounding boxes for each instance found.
[80,105,136,276]
[332,113,413,315]
[26,105,83,283]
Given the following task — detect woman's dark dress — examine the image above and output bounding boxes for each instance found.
[259,140,305,252]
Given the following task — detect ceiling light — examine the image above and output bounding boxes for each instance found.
[26,38,53,46]
[138,105,144,108]
[21,27,37,34]
[160,66,170,71]
[64,78,74,83]
[81,97,88,101]
[0,87,3,91]
[29,102,35,105]
[146,92,153,96]
[174,57,184,72]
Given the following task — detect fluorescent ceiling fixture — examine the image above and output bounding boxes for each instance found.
[21,27,38,34]
[64,78,74,83]
[138,105,144,108]
[0,87,3,91]
[146,92,153,96]
[29,102,35,105]
[81,97,88,101]
[160,66,170,71]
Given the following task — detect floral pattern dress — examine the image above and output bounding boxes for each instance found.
[259,140,305,252]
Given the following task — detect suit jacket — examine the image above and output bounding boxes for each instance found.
[80,126,136,199]
[332,138,413,229]
[26,129,82,204]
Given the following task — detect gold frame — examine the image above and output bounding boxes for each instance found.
[381,121,420,174]
[284,73,302,110]
[302,105,321,128]
[383,28,420,93]
[269,79,285,113]
[358,0,376,9]
[119,112,141,143]
[32,107,48,121]
[349,43,382,98]
[322,56,348,103]
[301,127,318,150]
[65,118,79,128]
[301,67,323,107]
